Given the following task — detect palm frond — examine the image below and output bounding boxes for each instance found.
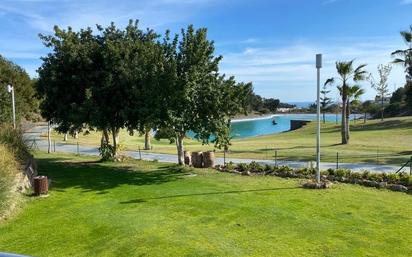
[392,58,405,65]
[391,49,406,57]
[324,78,334,86]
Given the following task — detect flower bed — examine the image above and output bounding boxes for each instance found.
[215,161,412,194]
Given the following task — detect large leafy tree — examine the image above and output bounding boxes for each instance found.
[37,26,95,135]
[0,55,39,124]
[162,25,251,165]
[325,61,367,144]
[38,20,154,157]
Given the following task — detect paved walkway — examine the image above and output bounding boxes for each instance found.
[24,125,408,174]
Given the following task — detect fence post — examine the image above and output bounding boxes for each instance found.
[410,156,412,175]
[336,152,339,170]
[275,149,278,167]
[265,146,268,160]
[138,146,142,160]
[376,148,379,165]
[77,142,80,156]
[223,149,226,166]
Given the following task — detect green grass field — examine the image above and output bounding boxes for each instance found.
[46,116,412,165]
[0,152,411,257]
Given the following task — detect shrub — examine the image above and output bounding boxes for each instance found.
[361,170,370,179]
[386,173,400,184]
[264,164,272,172]
[98,142,115,161]
[248,161,264,173]
[225,162,235,171]
[350,172,362,180]
[0,125,30,161]
[336,169,351,178]
[236,163,249,172]
[399,172,412,186]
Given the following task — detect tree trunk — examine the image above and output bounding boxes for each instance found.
[346,99,350,141]
[341,97,348,144]
[381,97,384,121]
[74,131,79,139]
[103,129,110,144]
[364,111,367,123]
[47,121,52,154]
[323,112,326,124]
[111,127,120,157]
[175,133,185,165]
[63,133,68,141]
[144,127,151,150]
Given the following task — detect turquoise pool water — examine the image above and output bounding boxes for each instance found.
[230,113,351,138]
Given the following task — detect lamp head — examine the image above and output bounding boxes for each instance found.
[316,54,322,69]
[7,84,13,93]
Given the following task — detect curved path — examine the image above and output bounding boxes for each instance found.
[24,125,408,174]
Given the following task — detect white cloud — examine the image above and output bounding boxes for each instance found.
[0,0,218,32]
[220,37,407,101]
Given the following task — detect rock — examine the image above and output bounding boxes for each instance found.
[350,178,361,185]
[362,180,379,188]
[302,181,333,189]
[323,181,333,189]
[241,170,251,176]
[388,184,408,192]
[378,182,388,189]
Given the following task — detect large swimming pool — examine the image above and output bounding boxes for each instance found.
[230,113,349,138]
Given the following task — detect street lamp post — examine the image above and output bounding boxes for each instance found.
[316,54,322,184]
[7,84,16,129]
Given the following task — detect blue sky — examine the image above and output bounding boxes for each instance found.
[0,0,411,102]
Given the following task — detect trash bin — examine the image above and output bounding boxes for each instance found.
[203,151,215,168]
[33,176,48,196]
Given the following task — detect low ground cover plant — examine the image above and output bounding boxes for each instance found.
[216,161,412,193]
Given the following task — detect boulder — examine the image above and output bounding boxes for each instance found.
[388,184,408,192]
[377,182,388,189]
[302,181,333,189]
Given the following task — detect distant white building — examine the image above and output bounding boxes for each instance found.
[277,107,296,113]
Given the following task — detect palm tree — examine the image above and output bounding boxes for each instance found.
[325,61,368,144]
[346,85,364,136]
[391,25,412,83]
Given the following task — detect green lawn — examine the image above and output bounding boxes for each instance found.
[0,152,411,257]
[45,116,412,165]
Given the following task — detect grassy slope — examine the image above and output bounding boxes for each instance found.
[0,145,19,220]
[0,152,411,257]
[46,116,412,165]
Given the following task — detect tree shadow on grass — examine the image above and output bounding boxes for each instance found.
[119,187,300,204]
[36,157,188,194]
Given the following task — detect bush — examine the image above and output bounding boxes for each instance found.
[98,142,115,161]
[336,169,351,178]
[0,124,30,160]
[236,163,249,172]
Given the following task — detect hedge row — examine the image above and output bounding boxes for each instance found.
[215,161,412,193]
